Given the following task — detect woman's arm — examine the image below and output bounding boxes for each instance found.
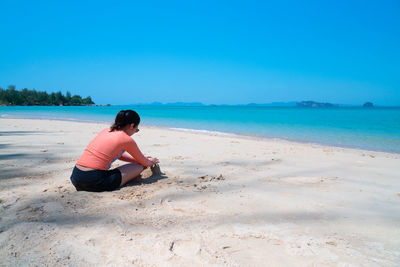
[119,152,138,163]
[124,139,156,167]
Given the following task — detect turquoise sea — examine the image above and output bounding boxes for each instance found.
[1,105,400,153]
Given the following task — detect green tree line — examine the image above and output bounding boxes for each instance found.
[0,85,95,106]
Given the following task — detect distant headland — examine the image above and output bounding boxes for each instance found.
[0,86,94,106]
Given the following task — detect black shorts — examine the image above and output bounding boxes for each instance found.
[70,166,122,192]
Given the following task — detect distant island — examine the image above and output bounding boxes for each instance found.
[296,101,339,108]
[363,102,374,108]
[0,86,94,106]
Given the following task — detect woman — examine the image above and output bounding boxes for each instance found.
[70,109,159,192]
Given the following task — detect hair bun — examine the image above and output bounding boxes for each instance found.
[110,109,141,132]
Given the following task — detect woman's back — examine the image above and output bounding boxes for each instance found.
[77,128,142,170]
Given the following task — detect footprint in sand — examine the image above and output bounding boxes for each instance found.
[198,174,225,182]
[193,175,224,192]
[193,184,208,190]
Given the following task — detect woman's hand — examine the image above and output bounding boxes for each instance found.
[147,156,160,164]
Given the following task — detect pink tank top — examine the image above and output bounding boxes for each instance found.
[76,128,153,170]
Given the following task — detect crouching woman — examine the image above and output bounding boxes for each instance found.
[70,109,159,192]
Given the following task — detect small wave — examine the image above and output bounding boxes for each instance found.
[169,127,238,137]
[0,114,108,124]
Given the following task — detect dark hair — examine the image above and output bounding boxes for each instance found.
[110,110,140,131]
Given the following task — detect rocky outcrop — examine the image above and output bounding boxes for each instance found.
[363,102,374,108]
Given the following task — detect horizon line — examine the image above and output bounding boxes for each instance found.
[97,101,400,108]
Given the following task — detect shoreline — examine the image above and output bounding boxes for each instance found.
[1,116,399,155]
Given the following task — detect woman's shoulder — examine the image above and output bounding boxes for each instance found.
[109,129,136,142]
[97,128,111,136]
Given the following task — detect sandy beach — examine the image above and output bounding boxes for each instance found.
[0,118,399,266]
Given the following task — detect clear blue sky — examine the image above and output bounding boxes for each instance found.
[1,0,399,105]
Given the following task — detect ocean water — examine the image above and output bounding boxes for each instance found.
[1,105,400,153]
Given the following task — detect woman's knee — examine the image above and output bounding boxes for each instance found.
[117,163,145,185]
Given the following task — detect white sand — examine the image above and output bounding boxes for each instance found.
[0,118,399,266]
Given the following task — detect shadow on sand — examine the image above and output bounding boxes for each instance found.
[123,165,168,188]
